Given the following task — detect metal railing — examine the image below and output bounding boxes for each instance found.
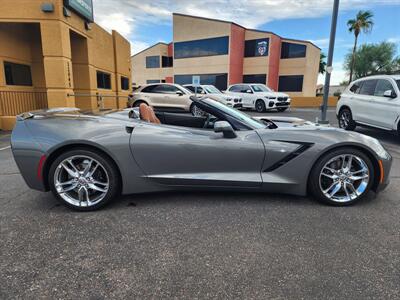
[0,91,48,116]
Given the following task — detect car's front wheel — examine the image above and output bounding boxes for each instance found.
[255,100,266,113]
[48,149,120,211]
[309,148,374,206]
[338,108,356,130]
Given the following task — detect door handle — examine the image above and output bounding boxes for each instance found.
[125,125,135,134]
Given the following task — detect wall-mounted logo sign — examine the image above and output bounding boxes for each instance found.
[257,41,268,56]
[64,0,94,22]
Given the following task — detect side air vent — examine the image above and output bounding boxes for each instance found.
[263,142,314,172]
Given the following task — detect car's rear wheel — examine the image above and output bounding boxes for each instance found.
[48,149,120,211]
[309,148,374,206]
[277,107,288,112]
[255,100,266,113]
[338,108,356,130]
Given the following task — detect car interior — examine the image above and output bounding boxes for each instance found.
[137,103,217,129]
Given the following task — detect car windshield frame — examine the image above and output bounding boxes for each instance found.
[192,96,266,130]
[251,84,272,93]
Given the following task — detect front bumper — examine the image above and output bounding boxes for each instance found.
[376,154,392,193]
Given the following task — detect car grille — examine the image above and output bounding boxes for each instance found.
[278,97,288,102]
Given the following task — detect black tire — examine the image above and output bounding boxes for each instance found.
[255,100,266,113]
[277,107,288,112]
[338,107,356,130]
[48,149,120,211]
[309,148,374,206]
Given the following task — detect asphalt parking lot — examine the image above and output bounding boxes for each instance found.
[1,108,399,299]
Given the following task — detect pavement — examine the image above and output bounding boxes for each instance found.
[1,108,399,299]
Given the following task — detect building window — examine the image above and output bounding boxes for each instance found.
[146,56,160,68]
[121,76,129,90]
[4,61,32,86]
[278,75,304,92]
[97,71,111,89]
[281,42,307,59]
[244,38,269,57]
[174,36,229,59]
[174,73,228,91]
[162,56,173,68]
[243,74,267,84]
[146,79,161,84]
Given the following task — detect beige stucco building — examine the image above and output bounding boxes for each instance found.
[0,0,131,130]
[132,13,320,97]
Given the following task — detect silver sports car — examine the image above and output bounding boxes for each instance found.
[11,97,392,211]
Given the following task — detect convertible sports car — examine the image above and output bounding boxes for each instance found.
[11,97,392,211]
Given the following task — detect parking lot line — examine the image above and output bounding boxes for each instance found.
[0,146,11,151]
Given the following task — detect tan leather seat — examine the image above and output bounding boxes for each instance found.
[139,103,161,124]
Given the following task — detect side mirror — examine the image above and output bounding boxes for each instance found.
[383,90,397,98]
[246,89,253,94]
[214,121,236,138]
[176,90,184,96]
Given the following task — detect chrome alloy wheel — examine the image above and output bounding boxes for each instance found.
[339,110,350,128]
[319,154,370,203]
[192,105,205,117]
[54,155,109,207]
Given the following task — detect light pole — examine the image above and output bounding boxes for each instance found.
[319,0,340,124]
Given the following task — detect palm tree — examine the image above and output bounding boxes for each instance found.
[347,10,374,82]
[319,53,327,74]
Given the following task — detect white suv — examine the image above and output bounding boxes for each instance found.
[183,84,242,108]
[336,75,400,133]
[130,83,196,114]
[224,83,291,112]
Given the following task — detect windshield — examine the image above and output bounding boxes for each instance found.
[251,84,272,93]
[201,98,265,129]
[204,85,222,94]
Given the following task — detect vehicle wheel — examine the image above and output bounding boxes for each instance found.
[255,100,266,113]
[338,108,356,130]
[277,107,288,112]
[48,149,120,211]
[309,148,374,206]
[190,103,205,116]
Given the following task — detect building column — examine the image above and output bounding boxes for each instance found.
[267,35,281,91]
[40,21,75,108]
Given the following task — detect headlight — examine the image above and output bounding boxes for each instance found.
[363,135,390,159]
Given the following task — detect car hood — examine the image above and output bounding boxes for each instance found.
[254,92,289,98]
[208,93,240,100]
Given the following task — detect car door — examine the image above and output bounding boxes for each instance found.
[130,122,265,187]
[366,79,399,129]
[353,79,378,124]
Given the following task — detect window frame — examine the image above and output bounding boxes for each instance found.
[358,79,378,96]
[244,38,269,57]
[96,71,111,90]
[146,56,160,69]
[120,76,130,91]
[174,36,229,59]
[280,42,307,59]
[3,61,33,86]
[278,75,304,92]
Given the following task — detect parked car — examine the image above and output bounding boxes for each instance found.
[183,84,242,108]
[336,75,400,133]
[129,83,199,114]
[225,83,291,112]
[11,98,391,211]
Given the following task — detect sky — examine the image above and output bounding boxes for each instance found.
[92,0,400,85]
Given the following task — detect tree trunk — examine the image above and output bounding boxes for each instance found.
[349,34,358,83]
